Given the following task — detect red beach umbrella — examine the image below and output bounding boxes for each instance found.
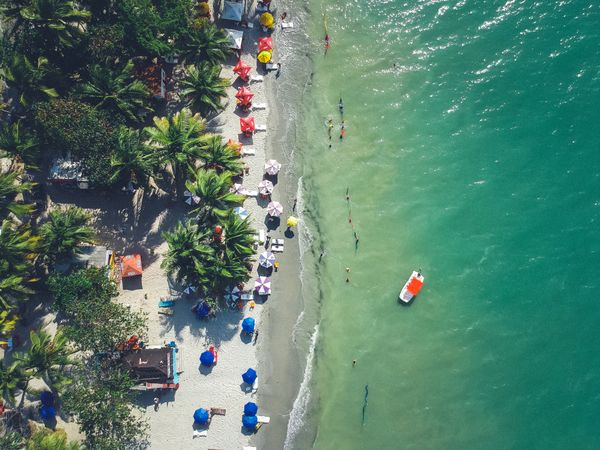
[258,37,273,52]
[240,117,256,135]
[233,59,252,81]
[235,86,254,106]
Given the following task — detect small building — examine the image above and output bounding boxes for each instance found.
[48,157,89,189]
[121,346,180,390]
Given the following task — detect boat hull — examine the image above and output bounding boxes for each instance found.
[398,271,424,304]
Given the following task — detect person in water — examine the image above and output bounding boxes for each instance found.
[340,121,345,139]
[339,98,344,115]
[327,118,333,139]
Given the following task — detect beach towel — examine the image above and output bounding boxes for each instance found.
[158,299,176,308]
[257,415,271,424]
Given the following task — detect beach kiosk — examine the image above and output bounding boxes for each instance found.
[120,254,143,278]
[121,346,180,390]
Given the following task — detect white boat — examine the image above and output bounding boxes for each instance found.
[399,271,424,304]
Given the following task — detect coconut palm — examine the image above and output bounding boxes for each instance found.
[109,127,156,187]
[1,55,58,106]
[4,0,91,49]
[185,169,244,223]
[161,220,214,289]
[219,211,255,265]
[27,428,84,450]
[78,60,152,122]
[0,359,26,407]
[180,63,229,115]
[0,220,40,276]
[179,22,232,66]
[0,430,24,450]
[145,109,205,196]
[0,170,35,219]
[15,328,75,401]
[0,121,40,168]
[39,206,95,265]
[199,135,243,174]
[0,274,33,310]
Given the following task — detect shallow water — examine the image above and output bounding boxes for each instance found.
[290,0,600,448]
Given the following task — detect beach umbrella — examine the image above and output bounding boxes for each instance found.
[232,183,246,195]
[184,190,192,197]
[259,251,276,268]
[183,285,197,295]
[240,116,255,135]
[254,276,271,295]
[267,201,283,217]
[244,401,259,416]
[226,138,243,151]
[242,317,255,334]
[40,391,54,407]
[260,12,274,28]
[233,206,249,220]
[39,405,56,421]
[242,414,258,430]
[287,216,299,227]
[199,350,214,366]
[224,285,241,302]
[235,86,254,105]
[192,195,201,204]
[195,301,211,319]
[185,197,192,205]
[193,408,210,424]
[258,37,273,52]
[258,180,274,196]
[233,59,252,81]
[264,159,282,175]
[257,50,272,63]
[242,368,257,384]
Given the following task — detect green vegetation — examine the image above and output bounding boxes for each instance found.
[181,62,230,115]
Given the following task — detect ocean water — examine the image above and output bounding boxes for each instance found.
[289,0,600,449]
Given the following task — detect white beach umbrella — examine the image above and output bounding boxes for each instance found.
[184,190,192,197]
[258,180,274,196]
[267,201,283,217]
[224,285,241,301]
[233,206,249,220]
[183,285,197,295]
[192,195,201,204]
[258,251,276,268]
[185,197,193,205]
[264,159,282,176]
[254,276,272,295]
[232,183,246,195]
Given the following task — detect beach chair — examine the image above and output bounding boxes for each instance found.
[252,103,267,110]
[271,245,284,253]
[258,229,266,244]
[245,190,258,197]
[241,293,254,301]
[243,447,257,450]
[250,75,264,82]
[273,238,285,246]
[192,430,207,438]
[252,378,259,393]
[158,299,176,308]
[209,346,218,364]
[282,21,294,29]
[210,408,226,416]
[255,124,267,132]
[265,63,278,71]
[158,307,173,315]
[257,415,271,424]
[241,148,256,156]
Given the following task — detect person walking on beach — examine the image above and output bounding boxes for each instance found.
[319,251,325,262]
[253,329,260,344]
[153,396,160,411]
[276,63,282,78]
[293,198,297,212]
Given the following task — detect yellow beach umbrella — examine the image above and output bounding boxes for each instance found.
[260,12,274,28]
[198,2,210,16]
[287,216,299,227]
[257,50,272,63]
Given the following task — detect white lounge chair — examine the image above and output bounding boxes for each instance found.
[242,148,256,156]
[192,430,207,438]
[258,229,266,244]
[282,21,294,29]
[241,293,254,301]
[265,63,278,71]
[244,447,257,450]
[257,415,271,424]
[252,377,259,393]
[255,124,267,131]
[273,238,285,246]
[250,75,264,82]
[271,245,284,253]
[252,103,267,110]
[245,190,258,197]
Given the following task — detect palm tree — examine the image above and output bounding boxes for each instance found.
[0,122,40,168]
[0,170,35,219]
[145,109,206,196]
[109,127,156,187]
[0,273,33,310]
[78,60,152,122]
[219,211,255,266]
[39,206,94,265]
[1,55,58,106]
[179,21,232,66]
[185,169,244,223]
[27,428,83,450]
[161,220,214,289]
[4,0,91,49]
[199,135,243,174]
[0,430,24,450]
[0,220,40,276]
[180,63,229,115]
[15,328,75,401]
[0,359,26,407]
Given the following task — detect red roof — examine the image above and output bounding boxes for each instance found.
[407,277,423,295]
[258,37,273,52]
[120,254,143,278]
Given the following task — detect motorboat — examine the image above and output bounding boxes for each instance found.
[399,271,424,304]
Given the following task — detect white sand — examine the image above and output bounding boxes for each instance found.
[117,12,281,450]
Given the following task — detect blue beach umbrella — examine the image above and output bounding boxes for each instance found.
[244,401,258,416]
[241,317,255,334]
[40,391,55,406]
[233,206,249,220]
[242,414,258,429]
[199,351,214,366]
[40,405,56,421]
[242,368,257,384]
[193,408,210,424]
[195,301,211,319]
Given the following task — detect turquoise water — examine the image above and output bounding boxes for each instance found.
[293,0,600,449]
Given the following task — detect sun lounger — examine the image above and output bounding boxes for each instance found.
[271,245,284,253]
[259,229,265,244]
[250,75,264,82]
[282,21,294,28]
[245,190,258,197]
[243,447,257,450]
[273,238,285,246]
[241,293,254,301]
[158,307,173,315]
[241,148,256,156]
[158,299,176,308]
[265,63,278,71]
[252,103,267,110]
[192,430,207,438]
[257,415,271,424]
[210,408,226,416]
[255,124,267,131]
[252,378,259,393]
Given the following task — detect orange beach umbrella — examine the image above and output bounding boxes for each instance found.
[120,254,143,278]
[240,116,255,135]
[258,37,273,52]
[226,138,243,151]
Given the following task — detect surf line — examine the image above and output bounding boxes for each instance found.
[362,384,369,425]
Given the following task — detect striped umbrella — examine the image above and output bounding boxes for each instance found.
[232,183,246,195]
[233,206,249,220]
[267,201,283,217]
[258,251,276,268]
[182,285,197,295]
[224,285,241,302]
[254,276,271,295]
[258,180,274,196]
[264,159,282,175]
